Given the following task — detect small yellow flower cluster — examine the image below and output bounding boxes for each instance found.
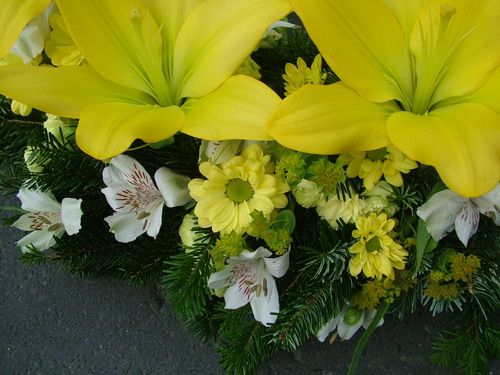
[210,232,245,270]
[189,144,289,235]
[351,270,415,310]
[283,54,326,96]
[339,145,418,190]
[424,253,481,301]
[349,213,408,280]
[248,211,291,255]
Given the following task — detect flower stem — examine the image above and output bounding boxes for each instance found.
[348,301,390,375]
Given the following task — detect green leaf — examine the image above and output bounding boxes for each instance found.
[271,209,296,235]
[414,218,438,275]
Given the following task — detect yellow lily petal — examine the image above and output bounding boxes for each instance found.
[410,0,500,113]
[143,0,202,47]
[0,0,50,59]
[0,64,152,118]
[76,103,185,160]
[465,66,500,114]
[57,0,170,104]
[383,0,428,41]
[387,103,500,197]
[174,0,291,99]
[290,0,413,106]
[181,75,277,141]
[267,83,397,155]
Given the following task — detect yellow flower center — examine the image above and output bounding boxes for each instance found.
[226,178,254,203]
[365,237,381,253]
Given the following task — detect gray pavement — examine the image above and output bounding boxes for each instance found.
[1,196,496,375]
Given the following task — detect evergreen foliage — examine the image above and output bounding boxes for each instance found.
[1,21,499,375]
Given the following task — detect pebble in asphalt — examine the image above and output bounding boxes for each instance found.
[1,197,497,375]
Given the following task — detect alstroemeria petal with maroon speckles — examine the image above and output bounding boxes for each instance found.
[207,247,289,326]
[12,187,82,253]
[102,154,190,243]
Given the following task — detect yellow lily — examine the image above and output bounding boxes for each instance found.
[0,0,291,160]
[0,0,51,59]
[268,0,500,197]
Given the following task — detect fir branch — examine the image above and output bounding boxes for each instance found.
[162,243,215,320]
[216,305,276,375]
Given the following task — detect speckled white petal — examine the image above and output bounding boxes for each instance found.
[154,167,191,207]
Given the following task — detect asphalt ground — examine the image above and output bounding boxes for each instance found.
[1,196,497,375]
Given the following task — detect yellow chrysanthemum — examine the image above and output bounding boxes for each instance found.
[349,213,408,280]
[189,144,289,234]
[339,145,417,190]
[283,54,326,96]
[45,11,84,67]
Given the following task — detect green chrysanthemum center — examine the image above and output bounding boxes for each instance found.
[226,178,254,203]
[365,237,381,253]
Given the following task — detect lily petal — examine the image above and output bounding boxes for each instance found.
[154,167,191,207]
[174,0,292,98]
[267,83,395,155]
[454,201,480,247]
[410,0,500,110]
[0,64,152,118]
[337,316,363,340]
[76,103,185,160]
[383,0,428,42]
[182,75,278,141]
[60,198,83,235]
[473,184,500,225]
[387,103,500,197]
[0,0,50,59]
[57,0,170,103]
[290,0,412,104]
[207,267,233,290]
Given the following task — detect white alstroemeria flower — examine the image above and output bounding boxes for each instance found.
[199,140,242,165]
[10,2,55,64]
[260,20,300,49]
[208,247,290,326]
[102,154,191,243]
[317,305,383,342]
[12,188,82,253]
[417,184,500,247]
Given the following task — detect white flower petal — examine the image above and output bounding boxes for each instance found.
[250,273,279,326]
[106,154,156,189]
[417,190,466,242]
[337,315,363,340]
[12,213,38,231]
[145,202,164,239]
[17,229,56,253]
[473,183,500,225]
[17,188,60,212]
[263,250,290,278]
[454,201,480,247]
[104,212,145,243]
[60,198,82,235]
[10,2,54,64]
[317,315,340,342]
[154,167,191,207]
[224,283,252,310]
[204,140,242,164]
[232,247,272,263]
[207,267,233,290]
